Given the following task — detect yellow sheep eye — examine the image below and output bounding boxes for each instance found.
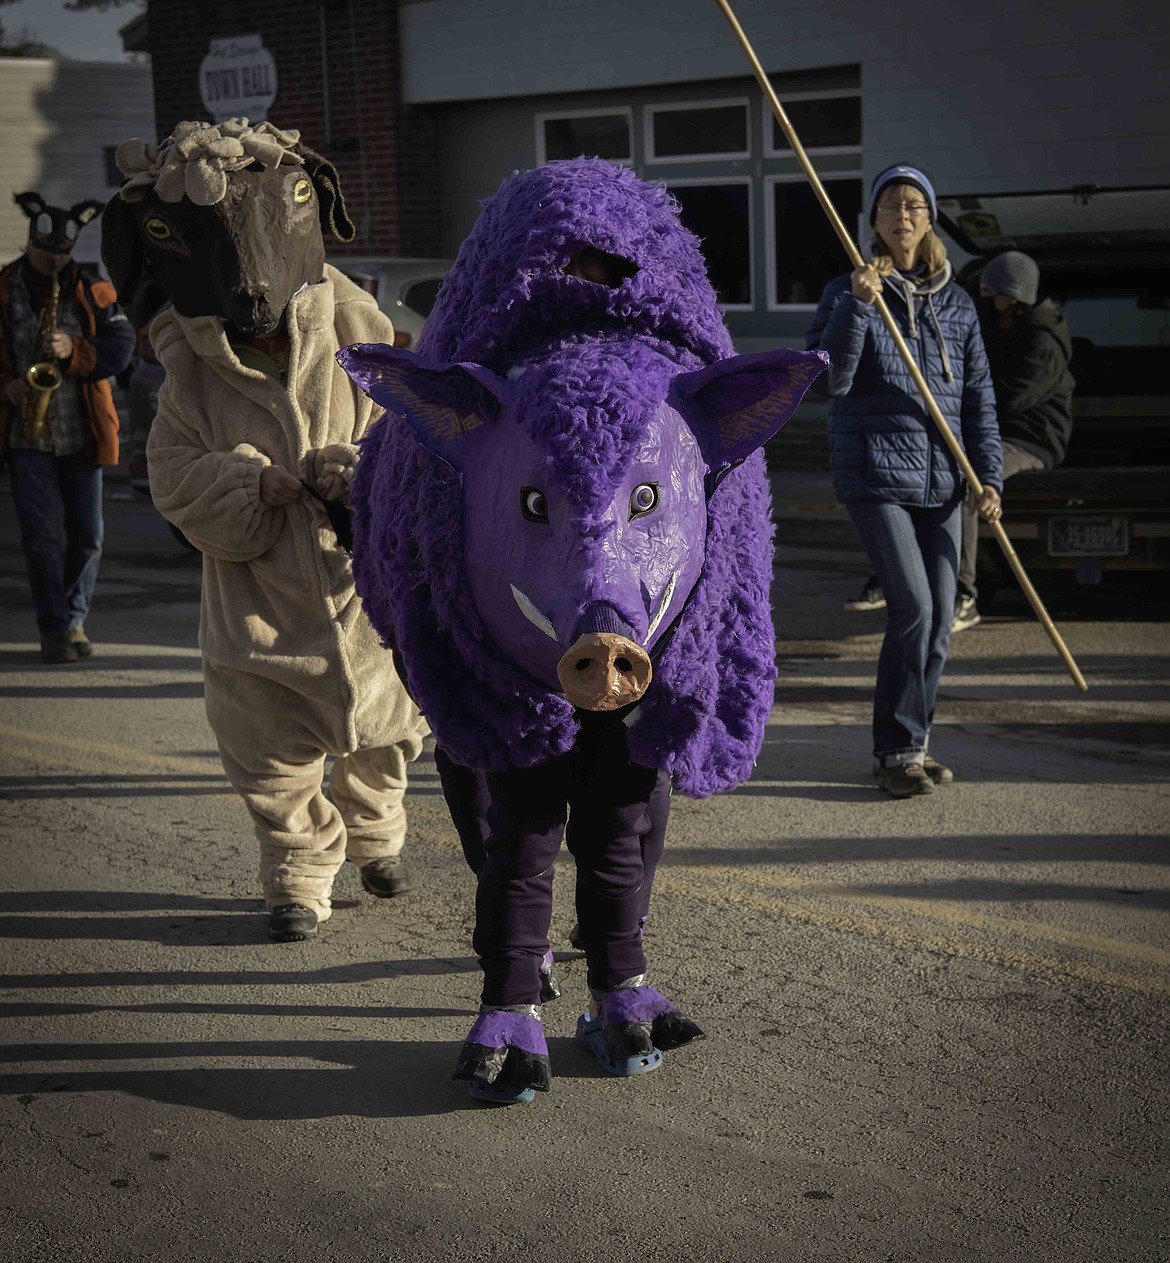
[144,217,171,241]
[292,178,313,204]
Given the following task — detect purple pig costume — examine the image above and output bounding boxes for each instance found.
[340,160,825,1100]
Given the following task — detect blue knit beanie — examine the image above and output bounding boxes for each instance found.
[869,164,937,224]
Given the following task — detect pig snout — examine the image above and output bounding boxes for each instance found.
[556,633,651,711]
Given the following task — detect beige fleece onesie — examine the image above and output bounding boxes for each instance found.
[146,267,426,918]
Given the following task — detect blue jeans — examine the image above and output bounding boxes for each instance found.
[8,449,104,637]
[846,498,961,764]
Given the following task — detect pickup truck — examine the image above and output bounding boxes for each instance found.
[938,184,1170,602]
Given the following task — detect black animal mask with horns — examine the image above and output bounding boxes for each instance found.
[15,191,105,253]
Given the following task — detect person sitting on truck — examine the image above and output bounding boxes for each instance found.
[953,250,1075,630]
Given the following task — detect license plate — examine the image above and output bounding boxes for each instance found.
[1047,515,1129,556]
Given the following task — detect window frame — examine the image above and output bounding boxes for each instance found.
[763,88,862,159]
[664,175,755,312]
[644,97,752,165]
[535,106,634,166]
[765,169,863,312]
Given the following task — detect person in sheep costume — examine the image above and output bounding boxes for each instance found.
[340,159,826,1102]
[101,119,427,944]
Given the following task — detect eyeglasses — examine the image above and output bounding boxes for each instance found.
[876,203,931,218]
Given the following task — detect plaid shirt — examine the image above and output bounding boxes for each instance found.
[6,266,90,457]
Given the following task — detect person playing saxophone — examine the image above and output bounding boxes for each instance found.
[1,192,133,663]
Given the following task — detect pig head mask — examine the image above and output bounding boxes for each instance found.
[341,338,826,761]
[101,118,352,336]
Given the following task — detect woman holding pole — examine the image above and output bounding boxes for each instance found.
[807,164,1004,797]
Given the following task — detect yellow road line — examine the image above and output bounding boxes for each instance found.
[655,865,1170,996]
[0,722,220,779]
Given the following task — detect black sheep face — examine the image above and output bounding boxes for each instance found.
[128,164,325,335]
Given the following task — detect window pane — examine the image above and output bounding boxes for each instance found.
[771,96,861,150]
[543,114,631,162]
[403,278,445,317]
[773,178,862,305]
[653,104,747,159]
[669,184,751,306]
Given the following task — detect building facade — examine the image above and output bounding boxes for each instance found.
[0,58,155,267]
[124,0,441,259]
[125,0,1168,347]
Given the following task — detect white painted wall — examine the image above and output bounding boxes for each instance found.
[0,59,155,268]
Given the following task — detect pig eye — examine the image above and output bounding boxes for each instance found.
[521,486,549,523]
[629,482,659,520]
[144,217,172,241]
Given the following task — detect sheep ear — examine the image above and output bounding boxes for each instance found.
[100,196,145,302]
[337,344,505,471]
[13,191,47,220]
[669,347,828,471]
[70,199,105,226]
[298,145,354,243]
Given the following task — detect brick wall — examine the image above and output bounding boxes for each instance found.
[143,0,440,255]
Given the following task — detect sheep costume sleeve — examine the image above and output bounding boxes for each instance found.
[348,159,822,797]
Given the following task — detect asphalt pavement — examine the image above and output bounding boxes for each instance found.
[1,470,1168,1263]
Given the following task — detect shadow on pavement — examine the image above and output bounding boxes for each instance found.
[0,1040,474,1120]
[662,833,1169,873]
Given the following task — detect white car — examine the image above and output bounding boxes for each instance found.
[331,256,454,349]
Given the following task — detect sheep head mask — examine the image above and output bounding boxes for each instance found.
[101,118,354,336]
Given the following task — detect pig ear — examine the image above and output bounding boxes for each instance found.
[669,347,828,470]
[337,344,505,468]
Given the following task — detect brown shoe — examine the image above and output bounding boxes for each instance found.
[268,903,318,942]
[68,626,93,657]
[359,855,413,898]
[40,634,80,665]
[875,762,934,797]
[923,755,954,784]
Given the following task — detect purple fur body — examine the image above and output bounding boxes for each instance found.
[348,159,824,797]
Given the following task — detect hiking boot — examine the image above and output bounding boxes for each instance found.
[923,755,954,785]
[875,762,934,797]
[268,903,318,942]
[844,576,885,611]
[40,633,80,664]
[952,595,981,632]
[359,854,412,898]
[68,626,93,657]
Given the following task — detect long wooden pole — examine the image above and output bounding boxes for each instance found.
[712,0,1087,692]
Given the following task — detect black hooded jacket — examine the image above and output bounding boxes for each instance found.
[980,297,1075,468]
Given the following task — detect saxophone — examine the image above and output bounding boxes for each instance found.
[21,271,62,444]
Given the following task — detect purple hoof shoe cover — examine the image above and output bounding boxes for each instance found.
[452,1010,552,1099]
[599,985,705,1052]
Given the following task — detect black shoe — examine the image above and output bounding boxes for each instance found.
[844,577,885,611]
[875,763,934,797]
[68,626,93,657]
[268,903,318,942]
[40,633,80,664]
[923,755,954,784]
[952,595,981,632]
[359,855,412,898]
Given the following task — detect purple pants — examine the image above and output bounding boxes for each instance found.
[436,715,670,1006]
